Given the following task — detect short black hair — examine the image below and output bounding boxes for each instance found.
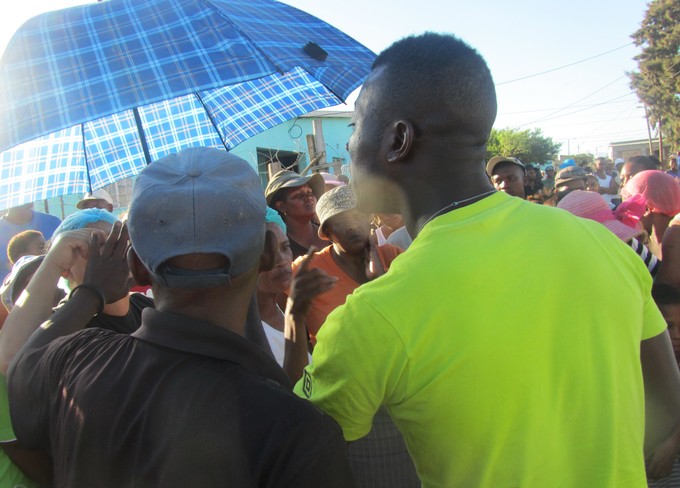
[7,230,44,264]
[652,283,680,306]
[371,32,497,146]
[628,155,658,171]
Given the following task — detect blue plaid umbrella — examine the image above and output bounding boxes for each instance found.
[0,0,375,210]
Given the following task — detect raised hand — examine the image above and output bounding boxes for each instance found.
[81,221,131,304]
[365,228,386,281]
[43,228,106,278]
[287,247,337,318]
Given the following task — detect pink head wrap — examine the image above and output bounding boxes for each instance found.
[621,170,680,217]
[557,190,642,242]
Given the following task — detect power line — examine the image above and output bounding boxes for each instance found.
[517,76,628,126]
[498,100,633,115]
[525,92,637,126]
[571,103,640,139]
[495,42,635,85]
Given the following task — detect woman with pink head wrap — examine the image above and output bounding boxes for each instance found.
[621,170,680,258]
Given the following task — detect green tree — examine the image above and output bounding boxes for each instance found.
[486,128,561,164]
[629,0,680,149]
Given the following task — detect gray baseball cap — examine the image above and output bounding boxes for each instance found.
[486,156,526,177]
[127,147,266,288]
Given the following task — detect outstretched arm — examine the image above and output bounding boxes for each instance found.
[283,248,337,383]
[0,228,97,373]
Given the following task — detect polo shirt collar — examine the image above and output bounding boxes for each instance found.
[132,308,291,388]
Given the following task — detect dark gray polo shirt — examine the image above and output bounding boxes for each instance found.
[8,308,355,487]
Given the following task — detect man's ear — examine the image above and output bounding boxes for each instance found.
[259,229,276,273]
[274,200,286,214]
[318,225,331,242]
[385,120,415,163]
[127,247,152,286]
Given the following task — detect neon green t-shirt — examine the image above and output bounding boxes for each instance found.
[0,377,38,488]
[295,191,665,488]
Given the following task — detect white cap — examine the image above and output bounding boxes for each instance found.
[76,189,114,209]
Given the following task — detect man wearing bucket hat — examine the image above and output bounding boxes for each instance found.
[290,184,403,345]
[288,184,414,487]
[7,147,354,487]
[265,170,328,259]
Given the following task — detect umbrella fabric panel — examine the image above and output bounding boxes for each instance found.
[84,112,150,187]
[0,0,376,210]
[137,95,226,161]
[203,66,341,148]
[0,128,89,210]
[0,0,278,152]
[214,0,376,100]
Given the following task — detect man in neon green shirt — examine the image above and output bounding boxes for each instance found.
[294,32,680,487]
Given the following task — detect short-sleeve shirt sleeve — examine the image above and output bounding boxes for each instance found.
[294,293,409,441]
[642,290,667,340]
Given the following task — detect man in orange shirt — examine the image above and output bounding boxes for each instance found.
[288,184,418,488]
[290,184,403,345]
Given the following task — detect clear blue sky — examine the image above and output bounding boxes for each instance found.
[1,0,654,158]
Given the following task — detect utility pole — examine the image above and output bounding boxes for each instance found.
[658,116,664,161]
[644,105,653,155]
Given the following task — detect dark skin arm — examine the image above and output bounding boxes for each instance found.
[12,222,130,357]
[3,223,129,488]
[283,247,337,383]
[642,331,680,478]
[646,419,680,480]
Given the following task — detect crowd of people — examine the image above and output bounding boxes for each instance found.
[0,31,679,488]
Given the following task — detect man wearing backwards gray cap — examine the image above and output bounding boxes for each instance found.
[7,147,355,488]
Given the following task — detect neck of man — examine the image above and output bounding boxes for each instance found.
[330,244,369,284]
[153,271,258,336]
[403,173,495,237]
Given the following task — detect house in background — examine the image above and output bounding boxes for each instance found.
[30,109,354,219]
[231,109,353,189]
[609,138,672,163]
